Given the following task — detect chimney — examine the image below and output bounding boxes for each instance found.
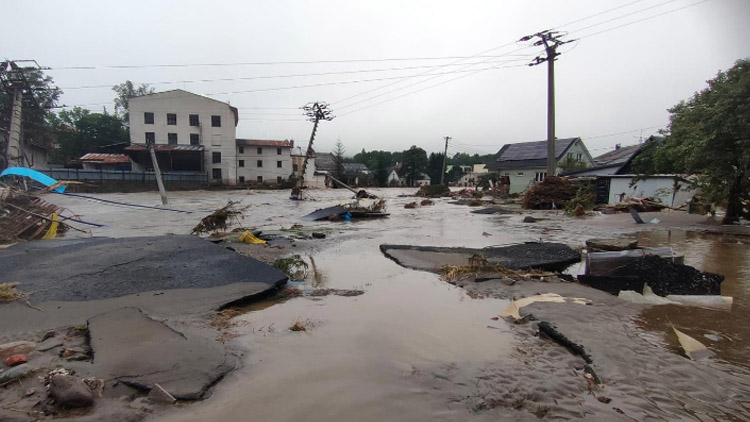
[289,139,294,148]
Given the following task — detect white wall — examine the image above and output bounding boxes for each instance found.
[237,145,293,184]
[498,167,545,194]
[608,176,698,206]
[128,90,237,185]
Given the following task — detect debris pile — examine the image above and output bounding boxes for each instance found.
[521,176,578,209]
[192,200,248,234]
[611,256,724,296]
[416,184,450,198]
[604,197,667,213]
[0,187,67,243]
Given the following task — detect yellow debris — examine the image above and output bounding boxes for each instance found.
[238,230,266,244]
[41,213,59,240]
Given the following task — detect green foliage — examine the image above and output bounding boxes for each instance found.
[449,152,493,166]
[477,173,499,189]
[564,184,596,216]
[112,80,155,124]
[400,146,428,186]
[332,139,347,185]
[558,155,589,173]
[51,107,129,163]
[426,152,445,184]
[374,154,389,187]
[632,58,750,223]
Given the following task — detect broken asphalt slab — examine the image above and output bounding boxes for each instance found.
[380,243,580,273]
[86,307,233,400]
[0,235,288,304]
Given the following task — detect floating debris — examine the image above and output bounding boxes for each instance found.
[192,201,248,234]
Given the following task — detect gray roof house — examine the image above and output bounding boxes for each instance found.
[343,163,369,175]
[487,137,594,193]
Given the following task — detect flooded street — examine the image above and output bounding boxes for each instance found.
[45,188,750,420]
[636,230,750,367]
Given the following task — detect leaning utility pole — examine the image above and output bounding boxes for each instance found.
[0,60,46,169]
[294,102,334,198]
[440,136,451,185]
[146,138,169,205]
[520,30,573,177]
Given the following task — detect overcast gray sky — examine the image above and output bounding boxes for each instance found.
[4,0,749,157]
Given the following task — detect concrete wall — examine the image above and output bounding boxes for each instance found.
[128,90,237,185]
[237,146,293,184]
[22,144,48,169]
[303,157,328,188]
[607,176,697,207]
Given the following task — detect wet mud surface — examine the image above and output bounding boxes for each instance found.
[2,188,749,421]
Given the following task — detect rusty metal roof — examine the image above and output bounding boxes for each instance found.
[124,144,204,152]
[80,153,131,164]
[236,139,291,148]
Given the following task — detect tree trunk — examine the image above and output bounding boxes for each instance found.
[722,171,744,224]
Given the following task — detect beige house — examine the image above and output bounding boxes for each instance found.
[487,137,594,194]
[126,89,239,185]
[236,139,294,185]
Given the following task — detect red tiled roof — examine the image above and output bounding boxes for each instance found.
[236,139,291,148]
[79,153,131,164]
[124,144,204,152]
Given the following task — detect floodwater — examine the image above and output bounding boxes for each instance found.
[45,188,750,420]
[635,230,750,367]
[52,188,535,421]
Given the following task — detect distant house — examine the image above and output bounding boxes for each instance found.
[564,136,697,206]
[313,152,337,174]
[416,173,431,187]
[387,165,405,186]
[236,139,294,185]
[80,153,132,171]
[343,162,370,186]
[563,142,645,177]
[487,137,594,194]
[291,145,305,178]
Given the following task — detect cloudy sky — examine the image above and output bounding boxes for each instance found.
[4,0,749,157]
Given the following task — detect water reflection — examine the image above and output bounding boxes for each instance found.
[635,230,750,366]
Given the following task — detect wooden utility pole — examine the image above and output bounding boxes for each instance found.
[521,30,572,178]
[440,136,451,185]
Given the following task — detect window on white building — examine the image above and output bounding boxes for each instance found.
[239,160,245,167]
[190,134,200,145]
[277,161,282,168]
[257,176,263,183]
[144,112,154,124]
[212,169,221,180]
[535,172,547,182]
[211,115,221,127]
[257,147,262,154]
[277,148,282,155]
[167,113,177,125]
[277,176,283,183]
[145,132,155,143]
[516,172,524,176]
[238,146,244,154]
[189,114,199,126]
[212,152,221,164]
[168,133,177,145]
[257,160,263,167]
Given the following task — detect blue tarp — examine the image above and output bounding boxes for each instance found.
[0,167,67,193]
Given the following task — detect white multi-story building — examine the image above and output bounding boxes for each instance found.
[126,89,239,185]
[236,139,294,185]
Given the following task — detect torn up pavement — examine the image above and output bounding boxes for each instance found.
[0,235,288,420]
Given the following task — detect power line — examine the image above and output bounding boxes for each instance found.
[573,0,713,39]
[552,0,651,29]
[58,59,536,90]
[568,0,683,34]
[48,54,540,71]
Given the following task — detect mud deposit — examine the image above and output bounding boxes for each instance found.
[2,189,749,421]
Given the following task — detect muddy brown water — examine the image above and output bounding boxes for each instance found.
[38,189,750,420]
[635,230,750,368]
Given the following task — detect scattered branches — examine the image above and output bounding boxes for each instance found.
[191,201,248,234]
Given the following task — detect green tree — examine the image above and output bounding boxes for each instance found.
[332,139,347,185]
[426,152,445,185]
[52,107,129,163]
[632,59,750,223]
[374,154,389,187]
[112,80,154,124]
[400,146,428,186]
[558,155,590,173]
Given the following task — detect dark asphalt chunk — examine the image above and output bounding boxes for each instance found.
[0,235,288,303]
[380,243,580,273]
